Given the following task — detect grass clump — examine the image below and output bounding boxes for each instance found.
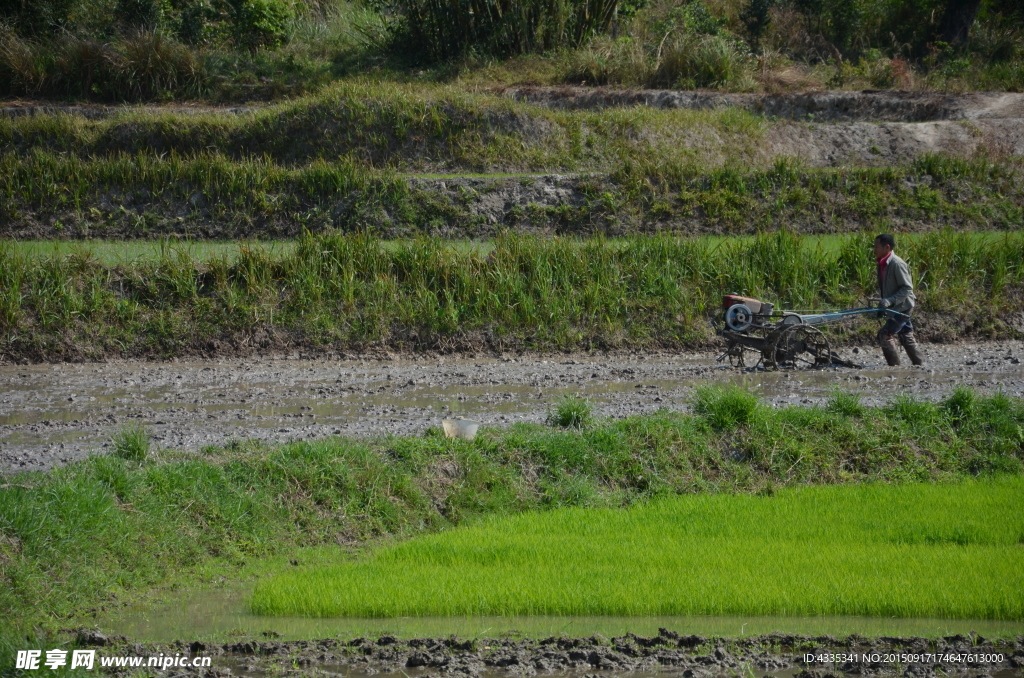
[250,479,1024,619]
[826,390,864,417]
[546,394,594,429]
[692,385,760,431]
[112,423,151,461]
[943,386,977,422]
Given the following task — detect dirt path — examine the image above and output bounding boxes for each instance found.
[4,340,1024,473]
[6,89,1024,122]
[496,87,1024,121]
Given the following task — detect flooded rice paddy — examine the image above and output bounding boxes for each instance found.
[99,584,1024,643]
[5,341,1024,472]
[88,588,1024,678]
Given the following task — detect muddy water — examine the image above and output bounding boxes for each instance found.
[99,584,1024,643]
[5,341,1024,473]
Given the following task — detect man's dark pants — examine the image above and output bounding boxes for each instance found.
[877,313,924,366]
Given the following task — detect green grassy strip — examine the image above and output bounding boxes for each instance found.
[2,387,1023,628]
[0,151,410,223]
[3,232,1015,266]
[0,83,766,171]
[1,229,1022,361]
[0,149,1020,240]
[5,239,302,265]
[250,479,1024,619]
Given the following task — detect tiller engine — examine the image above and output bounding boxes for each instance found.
[719,295,906,369]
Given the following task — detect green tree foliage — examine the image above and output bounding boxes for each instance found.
[229,0,293,51]
[176,0,220,44]
[740,0,775,48]
[115,0,162,31]
[793,0,864,55]
[0,0,85,34]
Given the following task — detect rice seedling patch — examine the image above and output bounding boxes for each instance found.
[251,479,1024,619]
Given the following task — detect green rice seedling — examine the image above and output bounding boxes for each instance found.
[112,423,151,461]
[546,394,594,429]
[249,478,1024,619]
[692,385,761,431]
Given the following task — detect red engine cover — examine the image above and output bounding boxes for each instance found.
[722,295,763,313]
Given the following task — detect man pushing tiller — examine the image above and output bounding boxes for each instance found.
[873,233,925,367]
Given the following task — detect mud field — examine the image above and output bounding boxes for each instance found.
[72,629,1024,678]
[4,340,1024,473]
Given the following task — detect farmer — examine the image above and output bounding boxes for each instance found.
[873,233,924,367]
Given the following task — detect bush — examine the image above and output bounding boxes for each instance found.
[855,49,912,88]
[692,385,760,431]
[546,394,594,429]
[231,0,292,52]
[53,35,115,97]
[740,0,775,48]
[0,27,47,94]
[654,34,752,89]
[116,0,162,32]
[114,31,205,99]
[0,0,82,34]
[112,424,151,461]
[177,0,220,45]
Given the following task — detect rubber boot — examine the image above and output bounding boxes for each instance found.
[878,328,901,366]
[899,331,925,366]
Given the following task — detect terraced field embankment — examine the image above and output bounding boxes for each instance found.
[1,87,1022,240]
[2,231,1023,363]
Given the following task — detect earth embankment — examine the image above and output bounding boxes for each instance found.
[1,87,1021,239]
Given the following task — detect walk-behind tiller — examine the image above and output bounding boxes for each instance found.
[718,294,908,369]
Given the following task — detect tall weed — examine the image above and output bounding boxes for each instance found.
[387,0,621,61]
[0,27,48,93]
